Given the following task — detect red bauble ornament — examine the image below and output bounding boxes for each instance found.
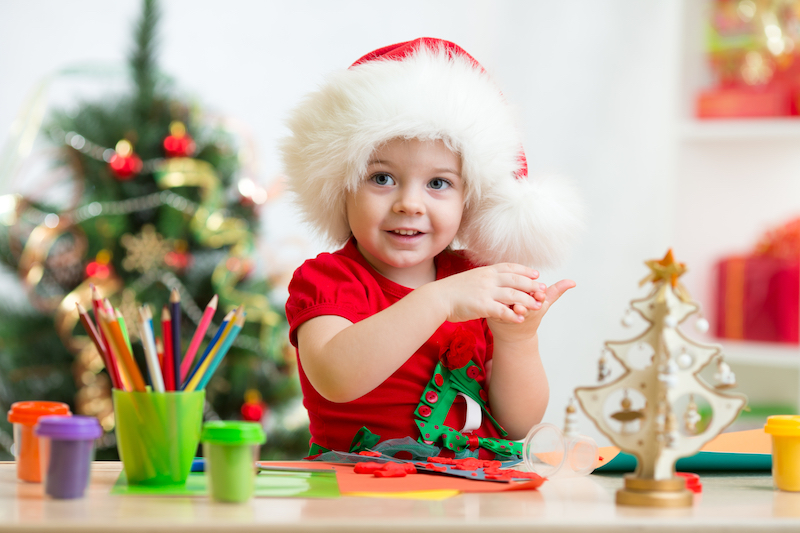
[108,140,143,180]
[241,401,265,422]
[164,250,192,271]
[85,261,111,279]
[163,121,196,157]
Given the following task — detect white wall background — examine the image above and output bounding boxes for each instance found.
[0,0,686,446]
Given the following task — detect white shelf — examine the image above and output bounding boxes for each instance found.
[719,340,800,369]
[680,118,800,141]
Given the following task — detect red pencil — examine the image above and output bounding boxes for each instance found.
[90,286,123,389]
[180,294,218,382]
[76,303,121,389]
[161,306,174,391]
[156,337,165,376]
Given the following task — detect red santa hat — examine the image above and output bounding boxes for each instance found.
[281,37,582,268]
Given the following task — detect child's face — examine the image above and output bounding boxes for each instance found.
[346,138,464,287]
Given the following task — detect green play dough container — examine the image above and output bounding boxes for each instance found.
[113,389,205,486]
[201,421,266,503]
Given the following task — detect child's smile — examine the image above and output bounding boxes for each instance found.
[345,138,464,288]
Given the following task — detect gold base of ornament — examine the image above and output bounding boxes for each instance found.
[616,475,693,507]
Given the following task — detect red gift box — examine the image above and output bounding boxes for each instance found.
[715,219,800,344]
[715,256,799,343]
[696,86,795,118]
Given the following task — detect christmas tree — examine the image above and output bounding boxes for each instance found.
[0,0,309,460]
[575,250,746,506]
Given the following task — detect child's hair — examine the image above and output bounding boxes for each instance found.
[281,38,582,268]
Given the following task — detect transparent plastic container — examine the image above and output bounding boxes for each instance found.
[6,401,71,482]
[113,389,205,486]
[35,415,102,499]
[522,422,598,478]
[201,421,266,503]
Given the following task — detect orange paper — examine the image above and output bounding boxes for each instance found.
[595,428,771,467]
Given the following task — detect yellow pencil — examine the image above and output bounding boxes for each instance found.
[184,306,242,392]
[99,309,147,392]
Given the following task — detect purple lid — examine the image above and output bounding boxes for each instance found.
[35,415,102,440]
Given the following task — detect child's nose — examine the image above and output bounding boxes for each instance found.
[393,187,425,215]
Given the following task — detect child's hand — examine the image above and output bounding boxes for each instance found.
[432,263,544,324]
[488,279,575,343]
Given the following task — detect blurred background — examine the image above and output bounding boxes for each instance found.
[1,0,799,457]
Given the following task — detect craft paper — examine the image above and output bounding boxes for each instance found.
[595,429,772,473]
[271,461,543,494]
[112,469,340,498]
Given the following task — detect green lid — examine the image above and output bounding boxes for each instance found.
[765,415,800,437]
[201,421,266,445]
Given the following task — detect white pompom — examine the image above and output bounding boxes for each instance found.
[695,317,709,333]
[664,315,678,328]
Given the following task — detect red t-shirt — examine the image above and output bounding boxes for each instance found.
[286,238,504,453]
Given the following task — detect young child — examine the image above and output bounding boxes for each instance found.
[281,38,582,459]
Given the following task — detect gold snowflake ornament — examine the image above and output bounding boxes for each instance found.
[120,224,173,273]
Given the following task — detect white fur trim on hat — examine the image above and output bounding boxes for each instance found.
[281,39,582,268]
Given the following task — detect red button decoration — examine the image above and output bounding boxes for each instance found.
[425,391,438,404]
[479,389,487,401]
[467,366,481,379]
[418,405,432,417]
[434,373,443,387]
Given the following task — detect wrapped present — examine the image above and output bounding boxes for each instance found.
[715,218,800,344]
[697,0,800,119]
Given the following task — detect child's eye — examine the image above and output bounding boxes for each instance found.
[370,173,395,186]
[429,178,451,190]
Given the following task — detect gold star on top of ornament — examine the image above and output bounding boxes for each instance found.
[120,224,173,273]
[640,249,687,288]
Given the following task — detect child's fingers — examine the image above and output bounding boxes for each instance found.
[511,303,528,316]
[496,263,539,281]
[544,279,576,304]
[498,287,539,310]
[491,302,526,323]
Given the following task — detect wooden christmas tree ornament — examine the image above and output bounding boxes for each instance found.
[575,250,747,507]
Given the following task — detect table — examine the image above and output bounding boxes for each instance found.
[1,462,800,532]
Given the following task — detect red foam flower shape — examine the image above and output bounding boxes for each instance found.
[439,326,477,370]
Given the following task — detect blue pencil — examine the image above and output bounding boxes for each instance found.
[195,309,245,390]
[170,289,182,391]
[180,310,233,390]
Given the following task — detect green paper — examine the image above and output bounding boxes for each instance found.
[595,450,772,473]
[111,469,340,498]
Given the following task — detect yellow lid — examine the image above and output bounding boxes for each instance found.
[765,415,800,437]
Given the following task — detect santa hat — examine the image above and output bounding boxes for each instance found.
[281,37,582,268]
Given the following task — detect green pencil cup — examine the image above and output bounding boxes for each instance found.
[201,421,266,503]
[113,389,205,486]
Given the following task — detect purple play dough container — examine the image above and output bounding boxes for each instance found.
[35,415,102,499]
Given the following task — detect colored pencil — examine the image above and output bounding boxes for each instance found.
[161,306,175,392]
[156,337,165,373]
[76,303,121,389]
[183,309,237,391]
[138,305,165,392]
[91,286,122,389]
[97,309,146,392]
[180,294,218,382]
[194,309,245,391]
[115,309,134,356]
[170,289,182,391]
